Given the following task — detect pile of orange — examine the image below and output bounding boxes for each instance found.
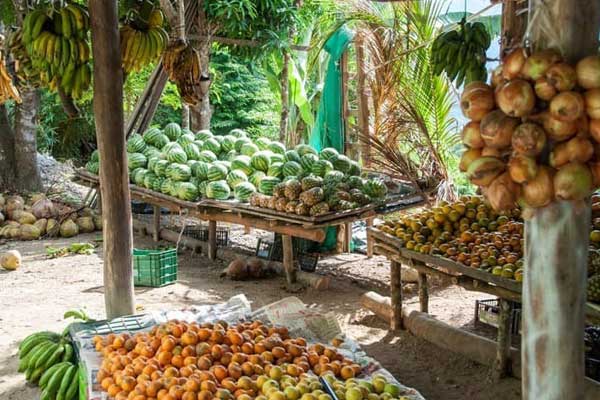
[93,320,361,400]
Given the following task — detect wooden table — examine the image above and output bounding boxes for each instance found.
[74,170,425,285]
[368,227,600,379]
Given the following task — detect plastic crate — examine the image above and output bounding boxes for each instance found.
[255,237,320,272]
[183,225,229,247]
[586,357,600,382]
[475,299,521,335]
[133,248,177,287]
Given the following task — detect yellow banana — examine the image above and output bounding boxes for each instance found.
[60,8,72,38]
[66,4,85,33]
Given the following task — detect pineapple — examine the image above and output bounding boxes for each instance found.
[350,191,371,206]
[267,196,277,209]
[285,200,299,213]
[275,197,288,211]
[301,175,323,191]
[259,195,271,208]
[250,193,262,207]
[334,200,354,211]
[589,249,600,277]
[273,183,286,198]
[588,274,600,302]
[299,187,325,206]
[310,202,330,216]
[295,202,310,216]
[284,179,302,201]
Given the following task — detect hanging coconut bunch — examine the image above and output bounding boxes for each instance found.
[460,48,600,214]
[0,46,21,104]
[162,38,209,106]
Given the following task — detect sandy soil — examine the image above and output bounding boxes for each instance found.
[0,230,521,400]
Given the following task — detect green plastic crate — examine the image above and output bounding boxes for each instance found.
[133,248,177,287]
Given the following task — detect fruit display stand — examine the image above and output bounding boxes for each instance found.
[366,226,600,381]
[74,169,424,285]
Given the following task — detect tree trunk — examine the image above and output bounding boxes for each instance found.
[181,104,190,130]
[191,2,211,131]
[89,0,135,319]
[0,104,16,190]
[14,88,42,192]
[522,2,600,399]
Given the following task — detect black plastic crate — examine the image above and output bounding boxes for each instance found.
[131,201,170,215]
[475,299,521,335]
[255,237,319,272]
[183,225,229,247]
[586,357,600,382]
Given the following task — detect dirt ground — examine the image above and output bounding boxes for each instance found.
[0,229,521,400]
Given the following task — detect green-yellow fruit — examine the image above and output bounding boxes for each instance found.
[384,384,400,397]
[367,394,380,400]
[359,381,374,393]
[284,387,301,400]
[297,384,310,395]
[346,387,364,400]
[372,378,386,394]
[318,395,333,400]
[269,391,287,400]
[300,394,317,400]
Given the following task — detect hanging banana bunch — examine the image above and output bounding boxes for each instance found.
[7,28,41,87]
[21,2,92,99]
[120,6,169,73]
[431,19,491,87]
[162,39,206,106]
[0,48,22,104]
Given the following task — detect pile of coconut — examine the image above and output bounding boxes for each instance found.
[0,193,102,240]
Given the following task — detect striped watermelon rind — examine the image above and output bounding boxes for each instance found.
[258,176,281,196]
[154,133,170,149]
[267,162,283,178]
[147,157,160,173]
[311,159,333,177]
[177,182,199,201]
[161,178,175,195]
[229,128,248,138]
[192,161,210,180]
[319,147,339,162]
[300,153,318,172]
[250,151,271,172]
[177,133,196,146]
[333,155,352,173]
[255,137,271,150]
[227,170,248,189]
[166,163,192,182]
[166,147,188,164]
[207,163,228,181]
[221,135,237,152]
[197,180,209,198]
[143,172,158,189]
[154,160,169,177]
[295,144,317,156]
[284,150,301,163]
[164,122,182,140]
[143,145,161,160]
[270,153,285,164]
[282,161,302,177]
[235,137,252,152]
[348,160,362,176]
[240,143,259,156]
[206,180,231,200]
[143,127,162,145]
[195,129,213,141]
[268,141,286,155]
[133,168,147,186]
[90,149,100,163]
[183,143,201,160]
[234,182,256,202]
[199,150,218,163]
[128,152,147,170]
[231,155,253,175]
[249,171,266,187]
[127,133,147,153]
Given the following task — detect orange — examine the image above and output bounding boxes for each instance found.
[168,385,185,399]
[220,378,237,393]
[182,331,199,346]
[231,353,247,364]
[240,343,254,354]
[101,377,115,391]
[182,346,197,358]
[200,380,217,393]
[271,347,285,359]
[182,392,197,400]
[211,345,224,360]
[195,343,210,356]
[107,383,123,397]
[157,351,173,367]
[213,365,228,381]
[164,367,180,379]
[180,366,194,378]
[161,337,177,352]
[147,382,164,397]
[172,355,185,368]
[197,390,212,400]
[227,331,244,346]
[184,356,198,367]
[184,378,200,392]
[197,329,211,341]
[227,362,242,380]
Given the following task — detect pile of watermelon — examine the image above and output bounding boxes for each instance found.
[86,123,388,212]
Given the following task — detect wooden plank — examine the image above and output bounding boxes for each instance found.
[282,234,295,285]
[493,299,512,381]
[390,260,403,330]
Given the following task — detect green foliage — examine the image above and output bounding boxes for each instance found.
[0,0,16,25]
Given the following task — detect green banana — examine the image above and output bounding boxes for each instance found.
[40,388,52,400]
[60,37,71,72]
[46,363,71,394]
[69,38,79,65]
[19,332,59,357]
[64,366,79,400]
[18,350,34,373]
[61,8,72,38]
[39,361,69,389]
[27,341,53,372]
[56,365,77,400]
[67,4,85,33]
[31,12,49,41]
[35,342,59,369]
[19,331,57,352]
[53,10,63,36]
[61,342,74,363]
[43,342,66,369]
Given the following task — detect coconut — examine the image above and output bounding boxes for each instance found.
[19,224,42,240]
[590,162,600,187]
[481,147,503,158]
[17,211,37,225]
[31,198,56,219]
[5,196,24,219]
[93,215,103,231]
[0,250,22,270]
[459,148,482,172]
[485,172,520,211]
[0,193,5,208]
[491,65,507,89]
[502,48,527,80]
[0,211,4,224]
[76,216,96,233]
[246,258,264,279]
[34,218,48,236]
[585,89,600,119]
[28,193,46,205]
[549,91,585,122]
[46,218,59,237]
[511,123,547,156]
[534,77,557,101]
[545,63,577,92]
[543,112,578,141]
[554,162,593,201]
[576,55,600,89]
[466,157,506,187]
[591,119,600,143]
[508,155,538,183]
[480,110,520,149]
[60,219,79,238]
[522,166,555,208]
[6,225,21,239]
[461,121,485,148]
[460,82,495,121]
[495,79,536,117]
[226,258,248,280]
[521,50,562,80]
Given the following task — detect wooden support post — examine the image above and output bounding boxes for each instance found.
[366,218,374,258]
[96,190,102,214]
[336,225,345,253]
[208,220,217,260]
[493,299,512,381]
[523,2,600,399]
[417,272,428,313]
[390,260,403,330]
[152,205,160,242]
[89,0,134,319]
[344,222,352,252]
[282,234,296,285]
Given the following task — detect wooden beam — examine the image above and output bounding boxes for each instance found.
[187,34,310,52]
[89,0,135,319]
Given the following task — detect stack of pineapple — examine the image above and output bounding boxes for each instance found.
[589,250,600,303]
[249,174,374,217]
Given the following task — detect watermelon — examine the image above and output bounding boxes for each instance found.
[363,179,388,199]
[198,150,217,163]
[90,149,100,162]
[267,162,283,178]
[147,157,160,173]
[215,160,231,170]
[127,133,146,153]
[133,168,147,186]
[241,142,259,156]
[347,176,365,190]
[183,143,201,160]
[143,127,162,145]
[194,140,204,149]
[258,176,281,195]
[162,142,180,153]
[206,180,231,200]
[249,171,266,187]
[295,144,317,156]
[192,161,210,180]
[231,155,253,175]
[128,152,147,170]
[176,182,199,201]
[324,170,345,185]
[270,153,285,164]
[333,155,352,173]
[170,181,183,197]
[229,128,248,138]
[234,182,256,202]
[195,129,213,141]
[177,133,196,146]
[152,176,164,192]
[234,137,252,152]
[187,159,199,171]
[143,145,161,159]
[154,160,169,177]
[311,159,333,177]
[255,137,271,150]
[182,128,194,136]
[143,172,158,189]
[154,133,170,149]
[250,151,271,172]
[348,161,361,176]
[85,161,99,174]
[166,163,192,181]
[197,180,209,198]
[166,146,188,164]
[164,122,182,140]
[161,178,175,195]
[300,153,318,172]
[224,150,238,161]
[268,141,286,155]
[283,161,303,177]
[227,170,248,189]
[319,147,339,162]
[202,138,221,154]
[221,135,236,152]
[207,163,228,181]
[284,150,301,163]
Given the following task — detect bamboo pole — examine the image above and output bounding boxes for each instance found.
[280,49,290,144]
[89,0,135,319]
[355,35,371,167]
